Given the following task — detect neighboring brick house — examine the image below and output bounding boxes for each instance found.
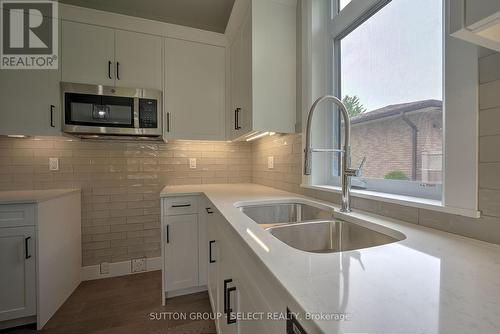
[350,100,443,184]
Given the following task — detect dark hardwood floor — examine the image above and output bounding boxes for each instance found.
[1,271,216,334]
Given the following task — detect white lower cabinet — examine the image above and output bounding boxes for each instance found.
[0,227,36,322]
[0,193,81,330]
[163,195,302,333]
[164,214,199,292]
[162,196,211,300]
[208,207,287,334]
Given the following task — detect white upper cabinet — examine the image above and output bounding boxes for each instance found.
[451,0,500,52]
[227,0,297,141]
[114,30,163,89]
[61,21,115,86]
[465,0,500,28]
[164,38,226,140]
[0,68,60,136]
[0,15,60,137]
[61,21,162,89]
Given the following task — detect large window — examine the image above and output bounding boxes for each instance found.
[329,0,443,200]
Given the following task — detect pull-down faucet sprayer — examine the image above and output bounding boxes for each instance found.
[304,95,365,212]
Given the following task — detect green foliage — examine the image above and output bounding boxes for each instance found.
[384,170,409,180]
[342,95,367,117]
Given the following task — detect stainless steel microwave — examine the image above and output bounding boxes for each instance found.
[62,82,162,139]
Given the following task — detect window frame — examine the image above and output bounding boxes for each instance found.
[301,0,480,217]
[326,0,443,200]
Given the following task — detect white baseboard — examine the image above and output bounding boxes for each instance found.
[81,257,162,281]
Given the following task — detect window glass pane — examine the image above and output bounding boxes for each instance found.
[339,0,443,190]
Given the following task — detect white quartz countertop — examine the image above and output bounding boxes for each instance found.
[0,189,80,205]
[161,184,500,334]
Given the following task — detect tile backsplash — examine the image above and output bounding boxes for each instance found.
[1,53,499,267]
[0,137,251,266]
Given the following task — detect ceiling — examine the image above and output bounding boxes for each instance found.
[59,0,236,33]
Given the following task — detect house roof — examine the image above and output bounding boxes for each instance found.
[350,99,443,125]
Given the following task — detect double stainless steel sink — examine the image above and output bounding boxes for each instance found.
[239,201,404,253]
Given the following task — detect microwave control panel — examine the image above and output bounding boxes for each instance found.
[139,98,158,128]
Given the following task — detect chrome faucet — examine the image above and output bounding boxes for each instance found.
[304,95,365,212]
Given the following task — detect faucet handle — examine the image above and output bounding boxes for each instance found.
[346,156,366,177]
[356,156,367,176]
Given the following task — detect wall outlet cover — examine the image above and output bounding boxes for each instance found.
[189,158,197,169]
[49,157,59,171]
[100,262,110,274]
[268,156,274,169]
[131,258,147,273]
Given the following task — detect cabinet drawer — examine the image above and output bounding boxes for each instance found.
[162,196,198,216]
[0,205,35,228]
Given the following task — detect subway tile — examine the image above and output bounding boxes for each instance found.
[419,209,500,245]
[480,107,500,136]
[480,80,500,110]
[479,163,500,190]
[479,52,500,84]
[479,189,500,217]
[480,135,500,162]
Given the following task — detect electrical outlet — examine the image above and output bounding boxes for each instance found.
[189,158,197,169]
[49,157,59,171]
[131,258,146,273]
[268,156,274,169]
[100,262,109,275]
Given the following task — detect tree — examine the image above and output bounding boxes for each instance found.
[342,95,366,117]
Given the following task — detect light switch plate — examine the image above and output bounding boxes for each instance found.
[268,156,274,169]
[131,258,146,273]
[189,158,197,169]
[49,157,59,171]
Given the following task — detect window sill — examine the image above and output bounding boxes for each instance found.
[301,184,481,219]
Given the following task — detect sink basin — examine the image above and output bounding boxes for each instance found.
[267,220,402,253]
[240,202,332,225]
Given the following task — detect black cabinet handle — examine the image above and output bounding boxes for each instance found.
[166,112,171,132]
[209,240,215,263]
[206,207,213,214]
[50,105,55,127]
[108,61,112,79]
[235,108,242,130]
[25,237,31,259]
[166,225,170,243]
[116,62,120,80]
[171,203,191,208]
[223,279,232,313]
[227,286,237,324]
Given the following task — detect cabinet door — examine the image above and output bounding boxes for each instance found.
[61,21,115,86]
[206,208,220,313]
[238,10,253,136]
[165,38,226,140]
[217,234,238,334]
[0,227,36,322]
[466,0,500,28]
[164,214,199,292]
[0,67,60,136]
[115,30,162,89]
[229,33,243,140]
[229,10,253,140]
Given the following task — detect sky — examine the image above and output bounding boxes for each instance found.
[340,0,443,111]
